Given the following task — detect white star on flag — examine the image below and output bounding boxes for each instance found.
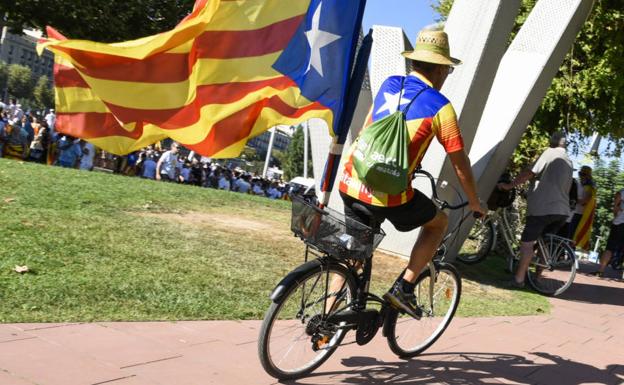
[305,1,341,77]
[376,92,410,115]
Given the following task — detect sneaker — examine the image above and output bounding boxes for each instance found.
[589,271,603,277]
[506,278,525,289]
[383,286,422,320]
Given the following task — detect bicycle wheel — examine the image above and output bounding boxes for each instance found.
[526,234,576,296]
[258,262,356,380]
[385,262,461,358]
[458,217,496,264]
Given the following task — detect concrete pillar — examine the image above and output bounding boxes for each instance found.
[379,0,521,258]
[445,0,596,257]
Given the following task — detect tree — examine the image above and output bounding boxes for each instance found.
[1,0,196,42]
[592,158,624,249]
[272,149,286,169]
[7,64,34,101]
[0,61,8,93]
[434,0,624,163]
[282,125,313,181]
[33,76,55,110]
[241,146,259,162]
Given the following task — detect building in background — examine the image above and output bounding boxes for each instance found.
[247,126,293,159]
[0,26,54,81]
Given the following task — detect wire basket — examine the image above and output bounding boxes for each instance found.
[290,196,385,260]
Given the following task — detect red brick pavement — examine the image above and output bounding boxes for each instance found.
[0,264,622,385]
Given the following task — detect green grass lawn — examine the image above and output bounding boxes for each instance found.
[0,159,549,322]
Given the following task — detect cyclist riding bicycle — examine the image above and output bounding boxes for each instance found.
[498,131,573,287]
[338,26,486,319]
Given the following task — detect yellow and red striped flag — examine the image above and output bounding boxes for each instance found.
[573,185,596,250]
[37,0,365,158]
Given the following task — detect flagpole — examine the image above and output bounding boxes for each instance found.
[303,122,309,179]
[320,29,372,206]
[263,127,276,178]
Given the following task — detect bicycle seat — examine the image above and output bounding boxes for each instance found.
[351,202,381,232]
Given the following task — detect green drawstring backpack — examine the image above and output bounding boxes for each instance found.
[352,81,429,195]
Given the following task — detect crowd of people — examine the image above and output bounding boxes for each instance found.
[0,100,299,201]
[131,142,291,199]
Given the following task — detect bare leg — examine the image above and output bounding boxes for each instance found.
[325,262,362,313]
[403,211,448,283]
[514,241,536,283]
[596,250,612,273]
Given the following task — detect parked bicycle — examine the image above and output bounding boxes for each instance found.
[257,169,479,380]
[459,201,577,296]
[458,204,521,265]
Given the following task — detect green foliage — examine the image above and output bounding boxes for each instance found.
[1,0,196,42]
[272,149,285,169]
[282,125,312,181]
[7,64,34,100]
[241,146,259,162]
[591,158,624,249]
[0,61,8,91]
[33,76,55,110]
[433,0,624,169]
[509,125,549,174]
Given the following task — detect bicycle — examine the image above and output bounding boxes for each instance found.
[507,233,577,296]
[458,204,521,265]
[459,204,577,296]
[257,169,478,380]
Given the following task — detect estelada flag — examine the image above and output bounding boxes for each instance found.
[573,183,597,250]
[37,0,365,157]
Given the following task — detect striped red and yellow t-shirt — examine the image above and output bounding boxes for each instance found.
[339,73,464,207]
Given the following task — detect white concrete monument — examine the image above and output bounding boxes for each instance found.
[307,0,595,261]
[379,0,521,257]
[446,0,596,257]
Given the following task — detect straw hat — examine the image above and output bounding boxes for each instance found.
[402,28,461,66]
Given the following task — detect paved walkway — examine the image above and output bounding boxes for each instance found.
[1,264,622,385]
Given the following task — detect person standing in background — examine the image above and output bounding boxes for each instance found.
[79,140,96,171]
[568,166,597,250]
[590,188,624,277]
[156,142,180,182]
[499,132,573,287]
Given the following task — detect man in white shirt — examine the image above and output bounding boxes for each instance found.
[500,132,573,287]
[79,141,96,171]
[156,142,180,181]
[45,109,56,130]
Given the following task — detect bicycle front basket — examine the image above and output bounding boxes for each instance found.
[290,196,384,260]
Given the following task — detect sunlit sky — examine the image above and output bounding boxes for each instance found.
[363,1,621,169]
[363,0,439,46]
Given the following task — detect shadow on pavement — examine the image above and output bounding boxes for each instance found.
[285,352,623,385]
[556,279,624,307]
[455,254,624,307]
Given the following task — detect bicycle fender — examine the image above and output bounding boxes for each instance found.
[269,259,324,303]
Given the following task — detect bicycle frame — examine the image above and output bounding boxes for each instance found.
[308,168,474,328]
[489,206,520,258]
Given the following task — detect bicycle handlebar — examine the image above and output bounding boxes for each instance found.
[413,167,482,218]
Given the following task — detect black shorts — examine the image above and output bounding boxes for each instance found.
[605,223,624,252]
[521,215,568,242]
[340,190,437,232]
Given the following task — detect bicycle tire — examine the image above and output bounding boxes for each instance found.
[385,262,461,358]
[458,217,496,265]
[258,261,356,380]
[526,234,576,296]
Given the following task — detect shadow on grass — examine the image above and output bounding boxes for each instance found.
[285,351,623,385]
[452,253,515,289]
